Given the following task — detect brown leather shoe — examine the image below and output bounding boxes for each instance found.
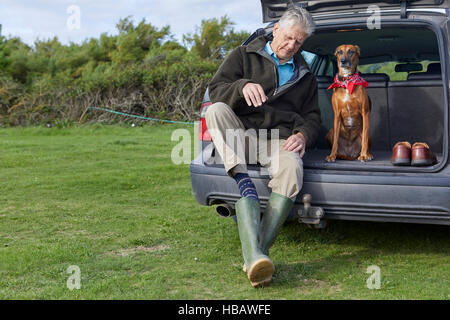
[411,142,437,166]
[391,141,411,166]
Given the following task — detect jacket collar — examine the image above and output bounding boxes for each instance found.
[245,34,270,53]
[245,35,309,70]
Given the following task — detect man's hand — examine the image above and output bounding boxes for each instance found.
[283,132,307,158]
[242,83,268,107]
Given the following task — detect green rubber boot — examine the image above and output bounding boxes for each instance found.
[259,192,294,256]
[235,197,274,288]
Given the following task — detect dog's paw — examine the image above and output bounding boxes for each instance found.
[325,155,336,162]
[358,153,373,162]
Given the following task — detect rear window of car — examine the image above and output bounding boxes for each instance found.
[358,60,440,81]
[301,50,318,68]
[302,26,440,81]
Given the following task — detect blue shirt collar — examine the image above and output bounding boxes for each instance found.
[264,41,295,66]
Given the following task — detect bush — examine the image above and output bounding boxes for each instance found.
[0,17,250,126]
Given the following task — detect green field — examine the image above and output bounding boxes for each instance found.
[0,124,448,299]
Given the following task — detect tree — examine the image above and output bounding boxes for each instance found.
[183,16,250,61]
[110,16,171,64]
[0,24,10,70]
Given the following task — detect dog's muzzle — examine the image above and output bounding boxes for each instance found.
[340,59,352,68]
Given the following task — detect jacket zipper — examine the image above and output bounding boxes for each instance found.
[256,48,307,99]
[273,64,279,96]
[255,49,279,97]
[274,71,305,97]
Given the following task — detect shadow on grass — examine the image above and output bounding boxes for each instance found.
[266,220,450,289]
[282,219,449,255]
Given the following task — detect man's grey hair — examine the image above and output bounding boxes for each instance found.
[278,7,315,37]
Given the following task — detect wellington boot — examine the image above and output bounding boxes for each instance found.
[242,266,272,288]
[259,192,294,256]
[235,197,274,287]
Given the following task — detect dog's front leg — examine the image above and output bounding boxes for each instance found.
[326,99,341,162]
[358,95,373,162]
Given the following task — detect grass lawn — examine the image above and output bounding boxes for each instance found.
[0,124,448,299]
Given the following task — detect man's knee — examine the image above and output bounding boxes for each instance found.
[272,153,303,178]
[284,155,303,182]
[271,154,303,196]
[205,102,233,123]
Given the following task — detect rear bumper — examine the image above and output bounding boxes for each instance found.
[190,156,450,226]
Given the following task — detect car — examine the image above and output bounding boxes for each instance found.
[190,0,450,227]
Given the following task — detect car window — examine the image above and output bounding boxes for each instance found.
[301,50,318,68]
[324,59,334,77]
[358,60,440,81]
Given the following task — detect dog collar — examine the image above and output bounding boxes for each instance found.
[327,71,369,94]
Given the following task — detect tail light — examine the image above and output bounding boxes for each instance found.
[199,101,212,141]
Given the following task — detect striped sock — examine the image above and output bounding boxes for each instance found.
[233,173,259,201]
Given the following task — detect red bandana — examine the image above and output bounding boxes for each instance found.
[327,71,369,94]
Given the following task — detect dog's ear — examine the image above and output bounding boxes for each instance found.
[334,46,341,57]
[354,45,361,56]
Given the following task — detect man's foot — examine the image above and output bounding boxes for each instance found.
[243,262,273,287]
[247,257,274,288]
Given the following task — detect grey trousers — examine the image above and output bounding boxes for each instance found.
[205,102,303,201]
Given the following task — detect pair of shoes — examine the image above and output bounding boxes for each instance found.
[237,193,293,288]
[391,141,437,166]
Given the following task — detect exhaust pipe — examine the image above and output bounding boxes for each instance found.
[215,203,235,218]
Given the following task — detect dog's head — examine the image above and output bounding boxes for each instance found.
[334,44,360,77]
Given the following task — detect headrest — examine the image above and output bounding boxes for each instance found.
[316,75,333,83]
[360,73,390,82]
[395,63,422,73]
[407,72,442,81]
[427,63,441,74]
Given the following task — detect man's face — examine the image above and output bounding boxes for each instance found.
[271,23,307,63]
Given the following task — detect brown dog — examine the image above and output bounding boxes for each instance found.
[325,44,373,162]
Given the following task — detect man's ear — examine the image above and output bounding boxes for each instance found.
[273,23,280,37]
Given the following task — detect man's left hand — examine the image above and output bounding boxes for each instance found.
[283,132,306,158]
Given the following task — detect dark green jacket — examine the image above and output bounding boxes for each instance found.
[208,35,321,147]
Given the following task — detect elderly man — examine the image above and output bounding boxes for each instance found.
[206,7,321,287]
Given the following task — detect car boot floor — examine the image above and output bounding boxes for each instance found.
[206,148,443,174]
[302,149,443,171]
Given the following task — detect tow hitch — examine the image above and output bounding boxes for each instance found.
[297,194,327,229]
